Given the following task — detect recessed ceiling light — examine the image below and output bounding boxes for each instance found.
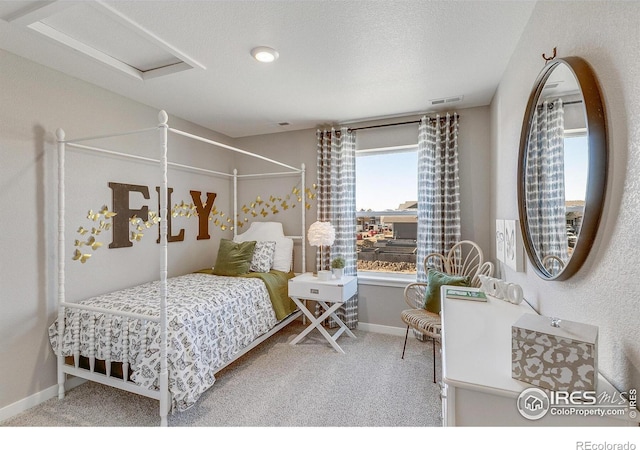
[251,46,279,63]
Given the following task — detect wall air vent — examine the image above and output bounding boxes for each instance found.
[6,1,205,81]
[429,95,464,106]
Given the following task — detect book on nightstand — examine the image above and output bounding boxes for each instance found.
[445,287,487,302]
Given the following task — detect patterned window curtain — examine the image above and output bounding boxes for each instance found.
[525,99,568,274]
[416,113,461,282]
[316,127,358,329]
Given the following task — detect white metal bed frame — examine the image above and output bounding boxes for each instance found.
[55,110,306,426]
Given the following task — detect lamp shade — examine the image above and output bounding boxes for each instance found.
[307,221,335,247]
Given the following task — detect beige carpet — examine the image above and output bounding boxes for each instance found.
[1,322,441,427]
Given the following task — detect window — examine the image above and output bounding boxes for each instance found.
[563,131,588,252]
[356,145,418,275]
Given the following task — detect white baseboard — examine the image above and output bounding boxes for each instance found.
[0,377,85,423]
[357,322,406,337]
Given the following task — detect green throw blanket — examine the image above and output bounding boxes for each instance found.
[195,268,296,321]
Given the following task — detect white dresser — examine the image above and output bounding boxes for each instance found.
[440,286,638,426]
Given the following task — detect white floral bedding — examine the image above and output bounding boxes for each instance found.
[48,273,278,412]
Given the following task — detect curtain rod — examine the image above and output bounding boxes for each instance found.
[537,99,583,109]
[345,113,459,133]
[349,119,420,132]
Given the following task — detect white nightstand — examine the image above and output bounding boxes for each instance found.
[288,272,357,353]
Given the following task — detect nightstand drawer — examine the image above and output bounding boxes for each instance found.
[288,274,357,302]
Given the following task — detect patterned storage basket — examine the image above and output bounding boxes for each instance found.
[512,313,598,392]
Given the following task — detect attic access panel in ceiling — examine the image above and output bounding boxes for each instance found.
[5,1,204,80]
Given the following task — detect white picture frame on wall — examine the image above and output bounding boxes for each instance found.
[504,219,524,272]
[496,219,505,262]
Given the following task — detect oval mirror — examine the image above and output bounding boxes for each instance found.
[517,57,607,280]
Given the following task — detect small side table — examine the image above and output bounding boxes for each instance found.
[288,272,357,353]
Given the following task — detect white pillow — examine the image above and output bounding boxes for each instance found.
[234,222,293,272]
[271,237,293,272]
[250,241,276,272]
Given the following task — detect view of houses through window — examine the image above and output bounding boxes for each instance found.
[356,147,418,274]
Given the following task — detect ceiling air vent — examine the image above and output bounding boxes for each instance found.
[430,95,464,106]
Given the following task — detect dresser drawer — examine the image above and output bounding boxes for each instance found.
[288,274,357,302]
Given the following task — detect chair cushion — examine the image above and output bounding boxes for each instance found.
[423,268,470,314]
[401,308,442,338]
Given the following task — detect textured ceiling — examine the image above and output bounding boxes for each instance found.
[0,0,537,137]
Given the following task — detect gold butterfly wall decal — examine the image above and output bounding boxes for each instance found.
[305,188,316,199]
[86,236,102,250]
[72,249,91,264]
[99,205,117,218]
[74,205,163,263]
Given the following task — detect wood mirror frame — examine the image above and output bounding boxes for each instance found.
[517,56,608,280]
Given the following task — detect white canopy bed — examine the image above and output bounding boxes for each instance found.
[50,110,306,426]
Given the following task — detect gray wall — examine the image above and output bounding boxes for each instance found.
[0,49,236,414]
[490,1,640,393]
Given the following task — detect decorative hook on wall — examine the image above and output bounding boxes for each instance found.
[542,47,557,63]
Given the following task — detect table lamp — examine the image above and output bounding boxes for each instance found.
[307,220,335,280]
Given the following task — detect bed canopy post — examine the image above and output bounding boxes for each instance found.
[301,163,306,273]
[158,110,170,427]
[233,168,238,240]
[56,128,66,400]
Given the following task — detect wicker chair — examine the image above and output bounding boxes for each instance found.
[401,240,494,382]
[542,254,565,277]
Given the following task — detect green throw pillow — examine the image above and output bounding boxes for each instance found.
[423,268,470,314]
[212,239,256,276]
